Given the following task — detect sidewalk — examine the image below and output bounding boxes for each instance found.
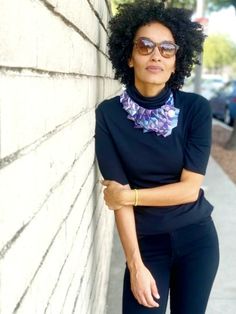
[106,157,236,314]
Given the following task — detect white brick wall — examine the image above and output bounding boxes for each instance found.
[0,0,120,313]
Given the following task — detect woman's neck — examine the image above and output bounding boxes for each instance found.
[134,82,165,97]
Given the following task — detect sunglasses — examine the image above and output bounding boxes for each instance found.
[133,37,179,58]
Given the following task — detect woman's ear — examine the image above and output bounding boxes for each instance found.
[172,64,176,74]
[128,58,134,68]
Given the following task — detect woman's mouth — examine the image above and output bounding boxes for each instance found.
[146,66,163,73]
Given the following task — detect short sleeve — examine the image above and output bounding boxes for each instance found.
[95,104,129,185]
[184,97,212,175]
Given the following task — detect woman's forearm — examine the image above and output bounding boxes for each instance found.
[114,206,143,271]
[133,181,198,206]
[122,169,204,207]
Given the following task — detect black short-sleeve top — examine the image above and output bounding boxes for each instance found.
[95,85,213,235]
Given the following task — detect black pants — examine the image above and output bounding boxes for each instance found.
[122,216,219,314]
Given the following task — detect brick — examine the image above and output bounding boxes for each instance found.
[0,0,117,313]
[47,0,108,52]
[0,0,112,76]
[0,73,117,158]
[0,112,95,248]
[0,144,96,312]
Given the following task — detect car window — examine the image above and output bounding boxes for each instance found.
[225,83,234,95]
[221,82,234,96]
[233,83,236,95]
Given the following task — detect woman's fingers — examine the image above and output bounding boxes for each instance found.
[102,185,123,210]
[100,179,110,186]
[139,296,151,308]
[101,179,107,184]
[143,290,159,307]
[151,280,160,300]
[135,290,159,308]
[131,268,160,308]
[133,283,160,308]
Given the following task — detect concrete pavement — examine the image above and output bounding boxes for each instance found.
[106,156,236,314]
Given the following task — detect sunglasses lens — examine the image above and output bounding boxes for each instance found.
[136,38,155,55]
[135,38,178,58]
[159,42,177,58]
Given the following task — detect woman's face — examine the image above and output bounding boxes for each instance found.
[129,22,177,95]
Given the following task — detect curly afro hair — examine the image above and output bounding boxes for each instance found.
[108,0,205,90]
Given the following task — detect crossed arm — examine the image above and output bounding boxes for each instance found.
[101,168,204,210]
[101,168,204,308]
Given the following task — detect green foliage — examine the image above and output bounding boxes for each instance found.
[111,0,236,13]
[165,0,196,10]
[208,0,236,11]
[112,0,130,4]
[203,34,236,71]
[111,0,131,14]
[111,0,196,13]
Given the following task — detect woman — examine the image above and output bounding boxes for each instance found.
[95,1,219,313]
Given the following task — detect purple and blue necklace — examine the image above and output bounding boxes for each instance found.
[120,90,180,137]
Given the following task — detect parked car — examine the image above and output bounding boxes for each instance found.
[182,74,226,99]
[209,80,236,126]
[201,75,226,100]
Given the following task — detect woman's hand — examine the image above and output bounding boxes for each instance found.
[130,263,160,308]
[101,180,132,210]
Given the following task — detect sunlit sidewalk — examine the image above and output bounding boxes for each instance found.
[204,157,236,313]
[106,156,236,314]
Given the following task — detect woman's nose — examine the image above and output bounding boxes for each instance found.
[151,46,162,61]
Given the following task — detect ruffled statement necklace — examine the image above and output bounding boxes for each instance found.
[120,90,180,137]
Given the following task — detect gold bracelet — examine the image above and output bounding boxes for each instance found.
[134,189,138,206]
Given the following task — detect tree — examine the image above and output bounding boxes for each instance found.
[111,0,236,13]
[164,0,196,9]
[112,0,129,5]
[204,1,236,149]
[208,0,236,11]
[203,35,236,72]
[111,0,130,14]
[111,0,197,12]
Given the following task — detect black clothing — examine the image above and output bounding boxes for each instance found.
[95,86,213,235]
[123,217,219,314]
